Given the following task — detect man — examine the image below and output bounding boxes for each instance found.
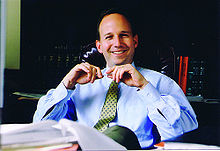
[33,8,198,149]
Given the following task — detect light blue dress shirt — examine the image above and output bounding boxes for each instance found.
[33,64,198,148]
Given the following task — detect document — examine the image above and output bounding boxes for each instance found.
[0,119,126,150]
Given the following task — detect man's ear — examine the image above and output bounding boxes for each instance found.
[96,40,103,53]
[133,34,138,48]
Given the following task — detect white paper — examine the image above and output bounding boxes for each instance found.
[59,119,126,150]
[0,119,127,150]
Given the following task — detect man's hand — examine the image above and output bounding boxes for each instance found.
[62,62,103,89]
[106,64,149,90]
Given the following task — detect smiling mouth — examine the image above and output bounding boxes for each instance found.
[111,50,127,54]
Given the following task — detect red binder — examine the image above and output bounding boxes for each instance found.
[178,56,189,94]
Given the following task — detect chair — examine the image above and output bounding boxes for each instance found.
[79,42,106,69]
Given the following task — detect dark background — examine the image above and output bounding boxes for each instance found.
[2,0,220,146]
[20,0,220,96]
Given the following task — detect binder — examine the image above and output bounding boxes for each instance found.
[178,56,189,94]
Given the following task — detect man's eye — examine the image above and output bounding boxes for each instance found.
[105,36,112,40]
[121,34,129,37]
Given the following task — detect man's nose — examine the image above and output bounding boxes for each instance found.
[113,36,122,47]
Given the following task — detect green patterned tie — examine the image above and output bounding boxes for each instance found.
[94,81,119,132]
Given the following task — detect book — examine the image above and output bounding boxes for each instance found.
[0,119,126,150]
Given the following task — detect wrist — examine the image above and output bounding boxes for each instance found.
[137,81,149,90]
[62,80,76,89]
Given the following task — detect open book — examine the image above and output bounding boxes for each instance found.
[0,118,126,150]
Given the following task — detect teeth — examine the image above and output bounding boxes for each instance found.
[112,51,125,54]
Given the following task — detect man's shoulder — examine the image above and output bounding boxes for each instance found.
[137,66,173,83]
[137,66,162,76]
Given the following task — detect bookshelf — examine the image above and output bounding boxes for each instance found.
[21,40,81,92]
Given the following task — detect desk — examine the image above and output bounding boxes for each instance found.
[169,100,220,146]
[3,91,220,147]
[154,142,220,150]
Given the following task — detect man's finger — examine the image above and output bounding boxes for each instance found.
[77,64,90,74]
[106,66,115,74]
[107,74,113,79]
[90,68,97,83]
[96,67,103,79]
[116,68,121,83]
[82,63,94,81]
[112,67,118,82]
[119,69,124,80]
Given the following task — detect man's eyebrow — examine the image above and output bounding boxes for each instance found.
[121,31,132,34]
[103,33,112,37]
[104,31,131,36]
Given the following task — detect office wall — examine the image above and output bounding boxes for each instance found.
[1,0,6,108]
[5,0,20,70]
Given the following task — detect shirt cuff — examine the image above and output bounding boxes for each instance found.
[137,82,167,110]
[52,82,74,105]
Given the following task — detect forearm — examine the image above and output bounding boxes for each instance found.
[33,83,74,122]
[149,101,198,140]
[137,81,198,140]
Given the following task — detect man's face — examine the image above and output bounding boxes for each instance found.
[96,13,138,67]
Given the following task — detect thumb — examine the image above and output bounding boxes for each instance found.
[106,66,115,74]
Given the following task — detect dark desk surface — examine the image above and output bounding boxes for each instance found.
[172,100,220,146]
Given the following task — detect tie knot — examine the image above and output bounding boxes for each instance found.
[109,81,119,92]
[110,80,118,87]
